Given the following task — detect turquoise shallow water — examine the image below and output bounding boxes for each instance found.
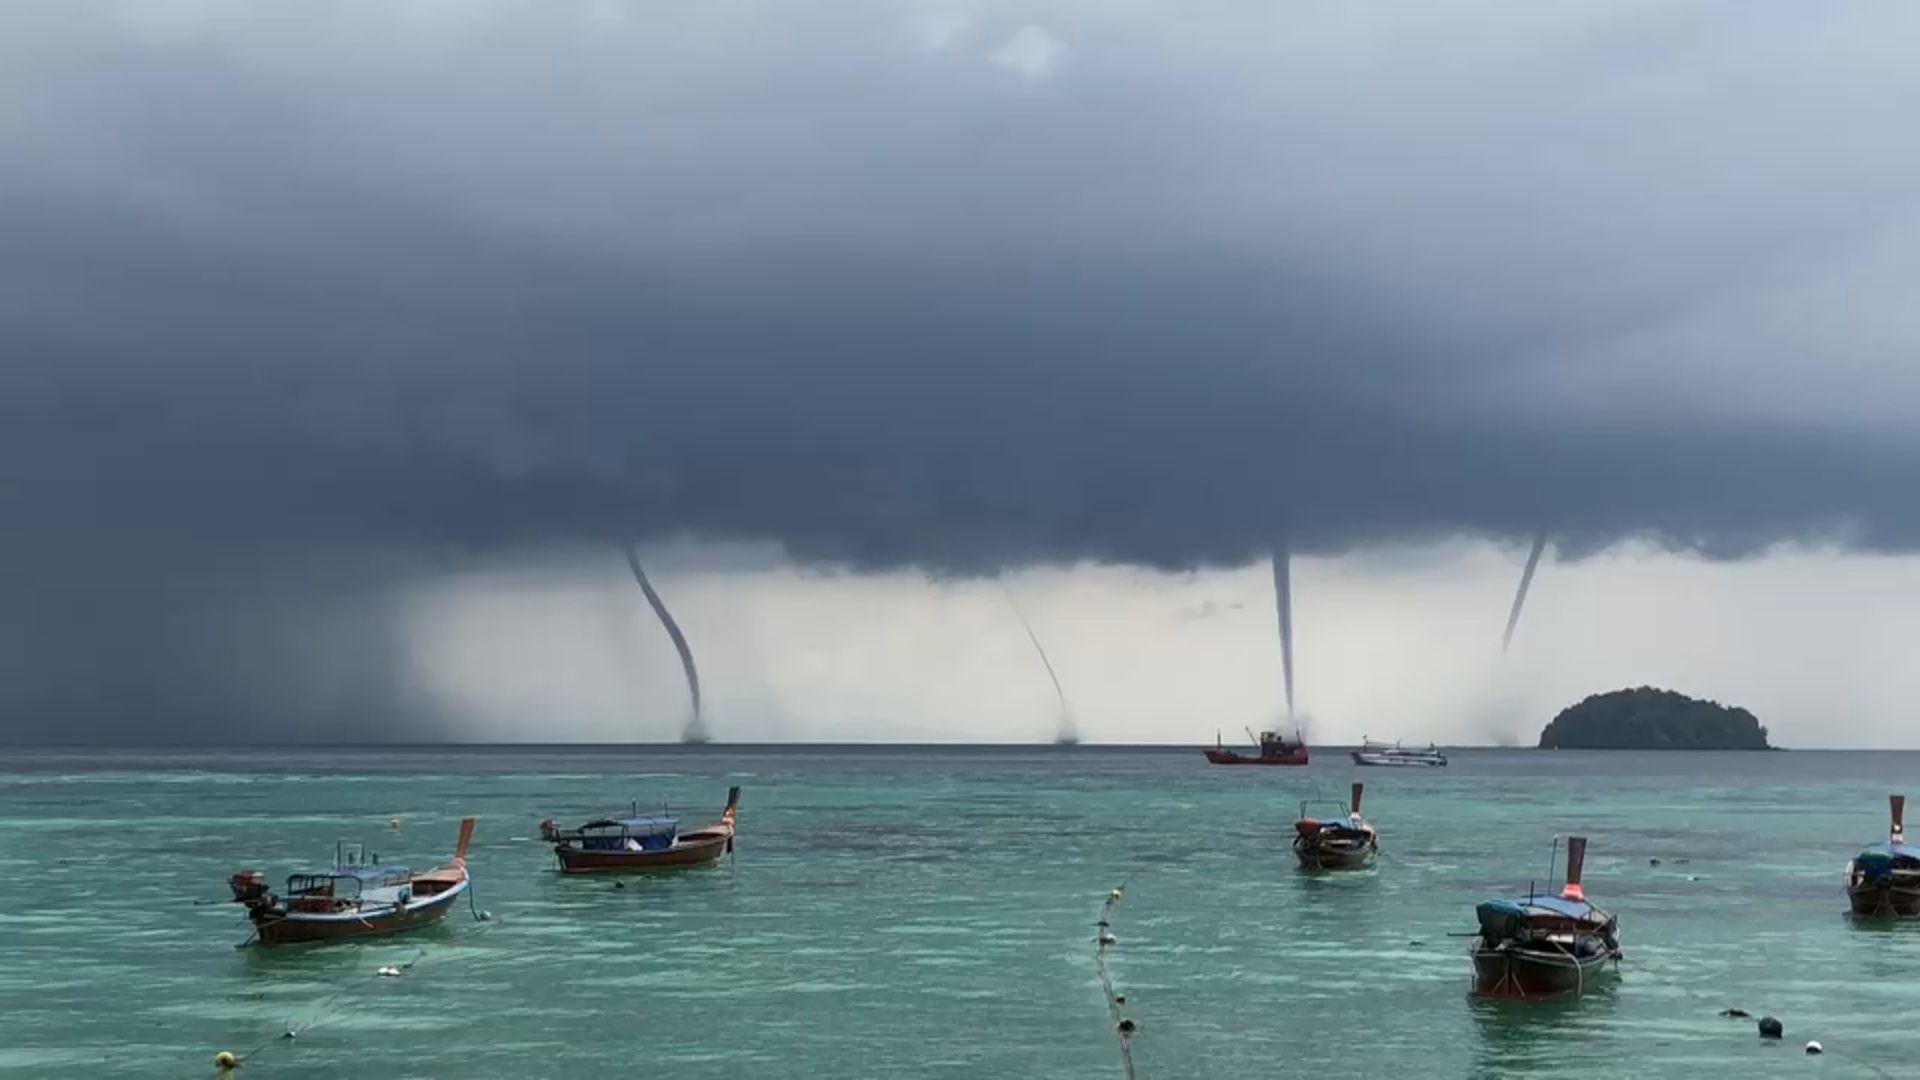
[0,746,1914,1079]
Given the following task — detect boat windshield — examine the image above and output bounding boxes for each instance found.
[287,874,362,899]
[286,865,412,896]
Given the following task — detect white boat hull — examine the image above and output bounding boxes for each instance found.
[1351,751,1446,767]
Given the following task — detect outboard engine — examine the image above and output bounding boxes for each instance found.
[539,819,560,842]
[229,870,279,923]
[228,870,269,905]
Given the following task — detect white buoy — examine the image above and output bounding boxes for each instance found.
[1805,1041,1823,1055]
[377,965,402,977]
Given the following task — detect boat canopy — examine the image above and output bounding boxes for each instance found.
[1476,895,1606,939]
[580,816,678,834]
[297,864,411,881]
[286,865,412,895]
[1506,896,1597,919]
[1855,847,1920,884]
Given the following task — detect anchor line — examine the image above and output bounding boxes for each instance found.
[201,890,498,1077]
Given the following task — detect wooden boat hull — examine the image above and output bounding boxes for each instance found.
[1203,749,1309,766]
[1848,882,1920,918]
[1470,940,1614,998]
[253,877,467,947]
[1293,838,1377,870]
[554,831,730,874]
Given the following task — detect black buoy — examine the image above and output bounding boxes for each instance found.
[1117,1018,1137,1033]
[1721,1008,1751,1018]
[1758,1016,1783,1040]
[1650,857,1662,866]
[614,881,626,890]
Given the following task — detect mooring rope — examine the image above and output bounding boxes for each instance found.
[207,884,497,1076]
[1612,951,1895,1079]
[1095,882,1137,1080]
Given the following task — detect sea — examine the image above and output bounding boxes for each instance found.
[0,745,1911,1079]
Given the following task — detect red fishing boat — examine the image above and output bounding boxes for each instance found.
[541,787,739,874]
[1846,794,1920,917]
[228,818,475,948]
[1204,727,1309,766]
[1469,836,1620,998]
[1293,782,1378,869]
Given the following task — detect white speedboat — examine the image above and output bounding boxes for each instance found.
[1351,737,1447,767]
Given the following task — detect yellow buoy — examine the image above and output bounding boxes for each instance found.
[214,1050,239,1069]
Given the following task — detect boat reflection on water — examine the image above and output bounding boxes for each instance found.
[1467,984,1619,1076]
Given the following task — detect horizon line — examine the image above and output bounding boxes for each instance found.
[0,740,1875,752]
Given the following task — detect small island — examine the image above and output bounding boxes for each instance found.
[1537,686,1773,750]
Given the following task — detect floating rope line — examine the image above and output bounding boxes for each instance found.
[208,890,497,1076]
[1603,953,1896,1079]
[1095,883,1137,1080]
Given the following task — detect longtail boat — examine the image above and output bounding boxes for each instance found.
[1203,726,1309,766]
[540,786,739,875]
[1292,782,1379,870]
[228,818,474,947]
[1469,836,1619,997]
[1846,794,1920,917]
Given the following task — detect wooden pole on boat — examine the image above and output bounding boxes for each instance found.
[1561,836,1587,901]
[454,818,476,865]
[723,786,741,856]
[1350,782,1364,816]
[1891,794,1905,845]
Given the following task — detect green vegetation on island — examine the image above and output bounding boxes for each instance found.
[1537,686,1773,750]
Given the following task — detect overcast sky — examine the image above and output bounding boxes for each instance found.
[5,1,1920,744]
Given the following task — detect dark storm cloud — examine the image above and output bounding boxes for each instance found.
[4,1,1920,740]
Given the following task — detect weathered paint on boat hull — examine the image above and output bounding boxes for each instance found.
[1469,941,1614,998]
[1292,839,1378,870]
[1203,749,1309,766]
[554,832,731,874]
[1848,883,1920,918]
[253,879,467,947]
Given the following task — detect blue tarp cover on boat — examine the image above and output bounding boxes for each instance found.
[1855,845,1920,883]
[1505,895,1596,919]
[1476,895,1601,939]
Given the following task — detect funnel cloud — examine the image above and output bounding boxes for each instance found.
[1502,533,1551,653]
[624,547,706,743]
[6,2,1920,741]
